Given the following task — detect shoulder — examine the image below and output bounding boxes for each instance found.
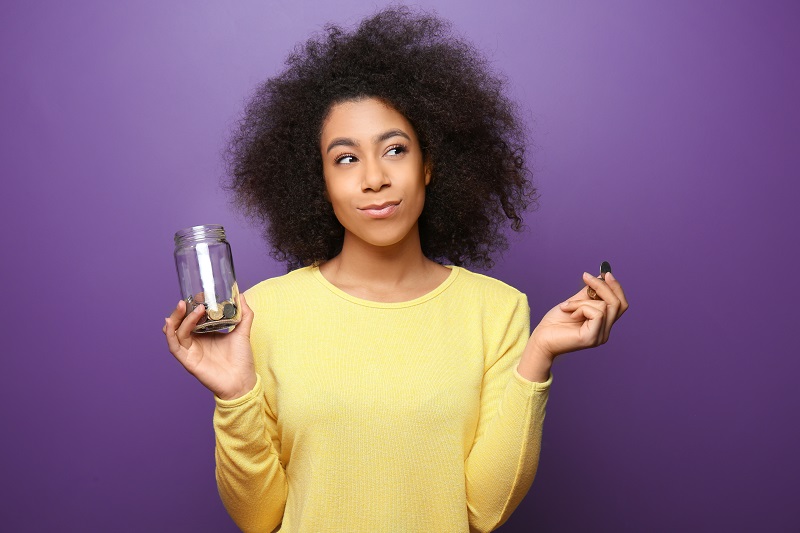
[451,269,531,359]
[243,266,316,307]
[450,266,527,307]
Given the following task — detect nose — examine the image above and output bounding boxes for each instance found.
[361,156,390,192]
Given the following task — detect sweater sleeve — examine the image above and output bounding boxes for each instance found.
[214,373,287,533]
[464,292,552,533]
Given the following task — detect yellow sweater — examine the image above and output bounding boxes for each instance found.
[213,265,552,533]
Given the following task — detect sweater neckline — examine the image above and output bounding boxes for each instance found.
[310,264,460,308]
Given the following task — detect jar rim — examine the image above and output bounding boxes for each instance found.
[174,224,226,245]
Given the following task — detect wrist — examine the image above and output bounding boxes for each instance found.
[517,336,554,383]
[218,374,257,401]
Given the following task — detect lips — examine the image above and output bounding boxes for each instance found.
[358,201,400,218]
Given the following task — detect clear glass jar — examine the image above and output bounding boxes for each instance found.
[173,224,241,333]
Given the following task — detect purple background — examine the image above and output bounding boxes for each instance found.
[2,1,798,531]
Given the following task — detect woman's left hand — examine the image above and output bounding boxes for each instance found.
[529,271,629,363]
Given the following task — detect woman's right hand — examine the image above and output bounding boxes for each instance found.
[163,292,257,401]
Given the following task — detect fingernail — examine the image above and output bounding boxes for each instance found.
[601,261,612,274]
[605,271,615,281]
[583,272,592,279]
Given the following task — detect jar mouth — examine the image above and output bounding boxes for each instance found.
[174,224,226,246]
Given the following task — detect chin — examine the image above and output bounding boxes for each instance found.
[350,228,416,249]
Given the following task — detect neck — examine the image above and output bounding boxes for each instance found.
[323,224,432,288]
[318,223,455,303]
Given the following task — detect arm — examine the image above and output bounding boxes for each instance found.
[213,288,289,533]
[465,269,629,531]
[465,293,552,533]
[214,374,288,533]
[164,292,286,530]
[164,283,290,531]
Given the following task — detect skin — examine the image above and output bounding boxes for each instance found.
[163,97,629,398]
[317,98,451,302]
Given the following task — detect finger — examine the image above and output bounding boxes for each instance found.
[163,299,185,336]
[583,272,620,306]
[564,290,620,344]
[235,292,254,335]
[562,299,608,344]
[601,305,615,344]
[163,299,185,335]
[176,302,206,348]
[572,270,616,302]
[560,298,608,318]
[564,298,607,341]
[600,274,626,342]
[169,299,186,321]
[584,273,621,342]
[604,272,629,317]
[568,284,592,301]
[568,302,605,345]
[164,317,186,360]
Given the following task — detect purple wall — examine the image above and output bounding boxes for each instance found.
[2,1,798,531]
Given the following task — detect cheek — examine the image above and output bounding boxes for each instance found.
[323,184,353,222]
[414,191,427,217]
[322,175,341,206]
[412,177,428,208]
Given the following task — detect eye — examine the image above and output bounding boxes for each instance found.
[385,144,407,157]
[335,153,358,165]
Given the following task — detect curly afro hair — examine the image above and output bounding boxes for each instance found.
[225,6,537,271]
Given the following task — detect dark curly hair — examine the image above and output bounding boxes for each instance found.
[224,6,537,270]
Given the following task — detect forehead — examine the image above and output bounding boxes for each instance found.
[320,98,418,143]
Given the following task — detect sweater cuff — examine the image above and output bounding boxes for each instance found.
[512,365,553,392]
[214,373,263,409]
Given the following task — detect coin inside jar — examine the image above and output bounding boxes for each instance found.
[207,305,224,320]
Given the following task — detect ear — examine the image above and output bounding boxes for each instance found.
[424,159,432,186]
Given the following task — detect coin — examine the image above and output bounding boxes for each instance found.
[223,303,236,319]
[587,261,611,300]
[207,305,224,320]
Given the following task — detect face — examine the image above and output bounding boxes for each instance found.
[320,98,431,251]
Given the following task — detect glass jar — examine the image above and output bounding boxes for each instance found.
[173,224,241,333]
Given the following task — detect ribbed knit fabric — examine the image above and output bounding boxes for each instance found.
[213,265,552,533]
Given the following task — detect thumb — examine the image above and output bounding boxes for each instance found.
[235,291,255,336]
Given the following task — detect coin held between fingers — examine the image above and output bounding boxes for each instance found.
[587,261,612,300]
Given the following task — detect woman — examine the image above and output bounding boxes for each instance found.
[164,8,627,532]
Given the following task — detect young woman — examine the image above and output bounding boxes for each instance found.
[164,8,627,532]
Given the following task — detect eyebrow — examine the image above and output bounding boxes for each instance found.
[325,129,411,154]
